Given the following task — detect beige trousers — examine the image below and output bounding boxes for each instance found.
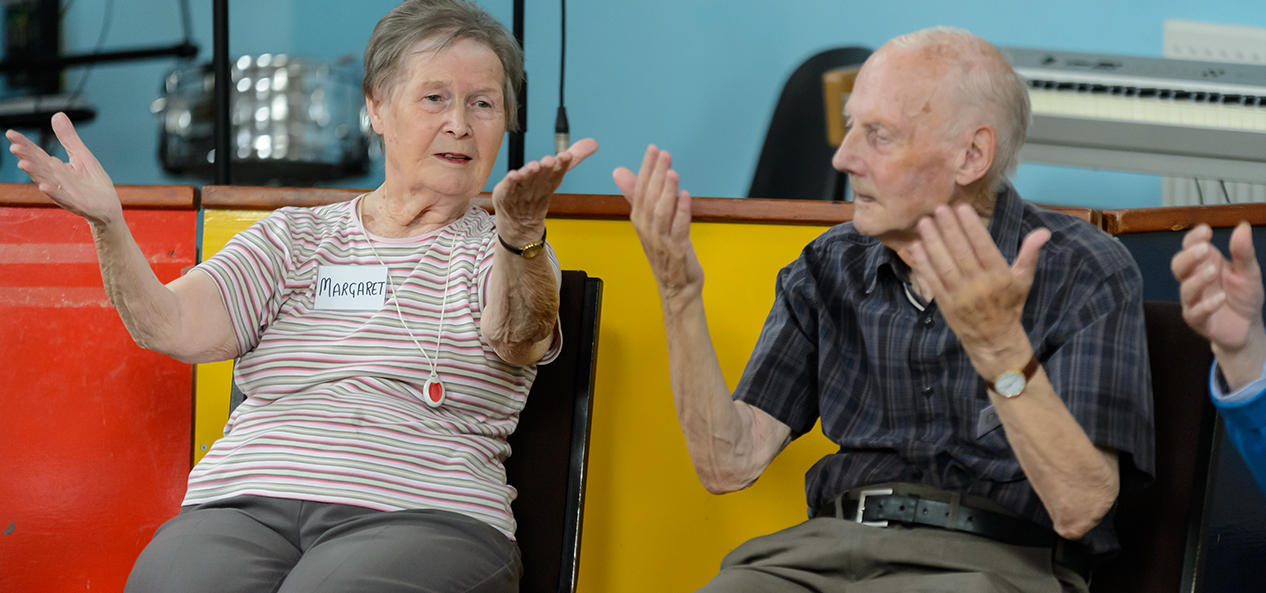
[697,517,1088,593]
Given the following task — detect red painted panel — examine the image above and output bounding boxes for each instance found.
[0,207,195,593]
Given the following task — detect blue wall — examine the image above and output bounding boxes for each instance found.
[5,0,1266,208]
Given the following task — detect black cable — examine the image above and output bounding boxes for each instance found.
[1220,180,1232,204]
[180,0,195,44]
[559,0,565,107]
[1194,178,1205,204]
[67,0,116,103]
[553,0,569,154]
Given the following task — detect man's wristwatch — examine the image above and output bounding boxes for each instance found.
[987,356,1040,398]
[499,227,547,259]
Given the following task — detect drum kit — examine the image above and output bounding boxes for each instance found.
[153,53,373,185]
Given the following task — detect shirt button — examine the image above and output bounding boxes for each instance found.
[921,385,935,396]
[922,317,934,327]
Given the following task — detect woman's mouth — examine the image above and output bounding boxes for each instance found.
[436,152,472,163]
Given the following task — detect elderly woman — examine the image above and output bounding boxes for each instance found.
[5,1,596,591]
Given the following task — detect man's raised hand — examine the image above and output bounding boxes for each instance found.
[613,145,703,305]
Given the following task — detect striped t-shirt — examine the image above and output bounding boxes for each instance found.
[185,195,560,538]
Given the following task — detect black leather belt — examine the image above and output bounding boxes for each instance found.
[814,485,1090,580]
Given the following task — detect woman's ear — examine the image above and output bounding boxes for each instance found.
[365,93,386,135]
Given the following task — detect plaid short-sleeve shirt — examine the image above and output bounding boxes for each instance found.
[734,184,1155,559]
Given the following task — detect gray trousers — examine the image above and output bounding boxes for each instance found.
[123,495,521,593]
[697,517,1088,593]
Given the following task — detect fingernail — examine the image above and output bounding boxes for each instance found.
[1193,243,1208,256]
[1204,264,1217,278]
[1213,291,1227,303]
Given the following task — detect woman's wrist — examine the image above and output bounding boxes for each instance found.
[1214,329,1266,392]
[496,215,545,247]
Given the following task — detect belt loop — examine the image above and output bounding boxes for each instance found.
[945,491,961,531]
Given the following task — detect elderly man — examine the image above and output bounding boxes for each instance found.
[613,27,1154,592]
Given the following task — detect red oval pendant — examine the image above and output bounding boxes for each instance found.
[424,378,445,407]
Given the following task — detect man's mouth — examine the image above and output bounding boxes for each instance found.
[436,152,472,163]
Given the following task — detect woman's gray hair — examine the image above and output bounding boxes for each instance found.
[889,26,1031,191]
[363,0,525,131]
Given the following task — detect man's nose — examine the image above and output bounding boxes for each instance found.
[832,130,860,175]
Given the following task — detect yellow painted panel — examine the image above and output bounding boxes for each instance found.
[546,219,839,593]
[193,206,842,591]
[193,209,269,464]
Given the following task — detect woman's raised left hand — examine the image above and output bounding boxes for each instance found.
[492,138,598,245]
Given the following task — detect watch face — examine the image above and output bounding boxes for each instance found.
[995,372,1026,398]
[521,242,546,259]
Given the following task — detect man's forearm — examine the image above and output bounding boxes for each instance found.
[483,243,560,366]
[991,369,1119,540]
[663,294,789,494]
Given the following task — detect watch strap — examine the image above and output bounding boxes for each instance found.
[498,227,546,256]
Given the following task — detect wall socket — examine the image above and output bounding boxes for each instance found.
[1162,20,1266,205]
[1164,20,1266,64]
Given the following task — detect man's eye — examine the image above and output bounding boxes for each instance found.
[424,95,443,103]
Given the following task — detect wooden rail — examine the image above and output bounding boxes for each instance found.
[0,183,197,209]
[200,186,1098,227]
[1102,203,1266,234]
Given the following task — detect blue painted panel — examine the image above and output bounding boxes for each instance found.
[4,0,1266,208]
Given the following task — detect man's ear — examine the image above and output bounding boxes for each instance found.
[955,125,996,187]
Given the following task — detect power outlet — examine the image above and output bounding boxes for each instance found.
[1162,20,1266,205]
[1165,20,1266,63]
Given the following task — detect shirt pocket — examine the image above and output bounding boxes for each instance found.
[961,403,1027,483]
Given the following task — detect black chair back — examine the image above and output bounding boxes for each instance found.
[1091,301,1218,593]
[748,46,871,201]
[506,271,603,593]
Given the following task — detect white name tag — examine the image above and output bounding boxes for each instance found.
[314,265,389,310]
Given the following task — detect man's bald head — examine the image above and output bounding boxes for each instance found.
[878,27,1030,191]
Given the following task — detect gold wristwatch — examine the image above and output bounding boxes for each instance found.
[987,356,1039,398]
[499,228,547,259]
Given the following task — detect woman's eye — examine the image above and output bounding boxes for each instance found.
[424,94,443,103]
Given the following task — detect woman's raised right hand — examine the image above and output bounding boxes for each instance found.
[7,112,121,226]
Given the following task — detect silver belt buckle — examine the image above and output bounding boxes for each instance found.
[855,487,894,527]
